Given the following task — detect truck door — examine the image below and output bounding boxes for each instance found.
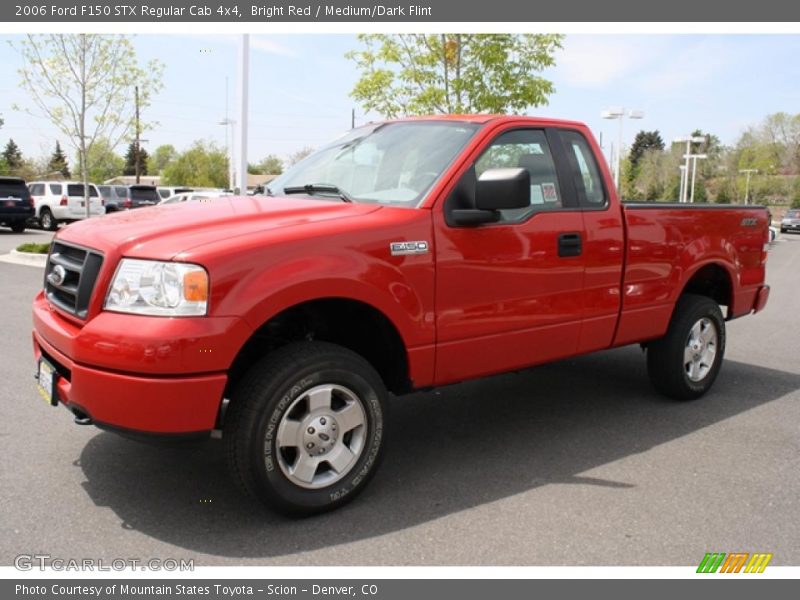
[555,128,625,353]
[433,127,587,385]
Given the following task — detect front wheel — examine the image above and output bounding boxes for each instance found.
[647,294,726,401]
[224,342,387,516]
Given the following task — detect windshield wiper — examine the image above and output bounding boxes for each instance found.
[282,183,354,203]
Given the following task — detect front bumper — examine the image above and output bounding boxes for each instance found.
[32,291,251,434]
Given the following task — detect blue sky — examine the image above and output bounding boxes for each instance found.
[1,34,800,168]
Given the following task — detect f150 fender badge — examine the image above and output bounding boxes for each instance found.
[741,217,758,227]
[390,241,429,256]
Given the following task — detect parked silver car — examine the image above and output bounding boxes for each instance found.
[780,209,800,234]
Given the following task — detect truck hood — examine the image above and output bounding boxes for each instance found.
[56,196,382,260]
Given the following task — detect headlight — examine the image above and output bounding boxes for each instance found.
[104,259,209,316]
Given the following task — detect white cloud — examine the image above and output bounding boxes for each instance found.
[187,34,296,57]
[249,36,297,57]
[636,38,741,95]
[555,36,669,88]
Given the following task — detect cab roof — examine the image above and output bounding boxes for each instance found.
[389,114,586,128]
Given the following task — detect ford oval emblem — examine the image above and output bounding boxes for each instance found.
[48,265,66,287]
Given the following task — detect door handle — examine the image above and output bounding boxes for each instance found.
[558,232,582,257]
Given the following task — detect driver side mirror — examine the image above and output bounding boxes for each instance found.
[450,167,530,226]
[476,167,530,211]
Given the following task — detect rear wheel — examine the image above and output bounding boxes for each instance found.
[647,294,726,400]
[39,208,57,231]
[10,222,25,233]
[224,342,387,516]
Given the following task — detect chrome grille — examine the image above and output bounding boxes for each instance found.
[44,242,103,319]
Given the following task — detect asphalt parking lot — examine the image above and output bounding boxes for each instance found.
[1,228,799,567]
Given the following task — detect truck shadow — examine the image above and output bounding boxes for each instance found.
[77,346,800,560]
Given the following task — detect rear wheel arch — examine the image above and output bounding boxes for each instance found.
[678,262,734,317]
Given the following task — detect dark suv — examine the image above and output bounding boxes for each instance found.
[0,177,34,233]
[101,184,160,212]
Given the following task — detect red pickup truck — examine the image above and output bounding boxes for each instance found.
[32,115,770,515]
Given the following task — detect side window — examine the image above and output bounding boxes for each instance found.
[49,184,62,195]
[474,129,563,222]
[559,130,607,208]
[115,186,127,196]
[30,184,43,195]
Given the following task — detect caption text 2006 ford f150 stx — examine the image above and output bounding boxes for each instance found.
[32,115,770,514]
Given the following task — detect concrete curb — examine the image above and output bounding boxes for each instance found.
[0,249,47,268]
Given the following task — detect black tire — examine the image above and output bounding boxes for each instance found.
[10,222,25,233]
[39,208,57,231]
[780,228,786,234]
[647,294,726,401]
[224,342,387,516]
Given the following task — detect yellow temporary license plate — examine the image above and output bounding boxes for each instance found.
[37,358,58,407]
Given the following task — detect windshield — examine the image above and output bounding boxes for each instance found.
[787,210,799,218]
[267,121,480,207]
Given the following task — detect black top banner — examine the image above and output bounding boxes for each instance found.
[3,0,800,22]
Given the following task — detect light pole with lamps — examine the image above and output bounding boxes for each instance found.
[219,117,236,191]
[601,107,644,190]
[739,168,758,205]
[687,153,708,203]
[673,135,706,202]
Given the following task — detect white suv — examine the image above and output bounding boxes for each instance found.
[28,181,104,230]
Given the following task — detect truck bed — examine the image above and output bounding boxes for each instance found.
[615,202,769,346]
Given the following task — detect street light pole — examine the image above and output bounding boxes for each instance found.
[601,107,644,191]
[739,168,758,205]
[219,117,236,191]
[236,34,250,194]
[674,135,706,202]
[688,153,707,203]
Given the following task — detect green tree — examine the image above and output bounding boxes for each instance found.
[629,131,665,169]
[48,141,71,178]
[2,139,23,170]
[257,154,283,175]
[162,141,229,188]
[76,138,125,182]
[147,144,177,175]
[123,141,149,177]
[714,178,734,204]
[287,146,315,166]
[14,34,163,216]
[347,34,563,117]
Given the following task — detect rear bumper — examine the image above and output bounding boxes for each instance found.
[752,285,770,314]
[0,209,34,222]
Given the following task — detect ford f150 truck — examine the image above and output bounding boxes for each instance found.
[32,115,771,515]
